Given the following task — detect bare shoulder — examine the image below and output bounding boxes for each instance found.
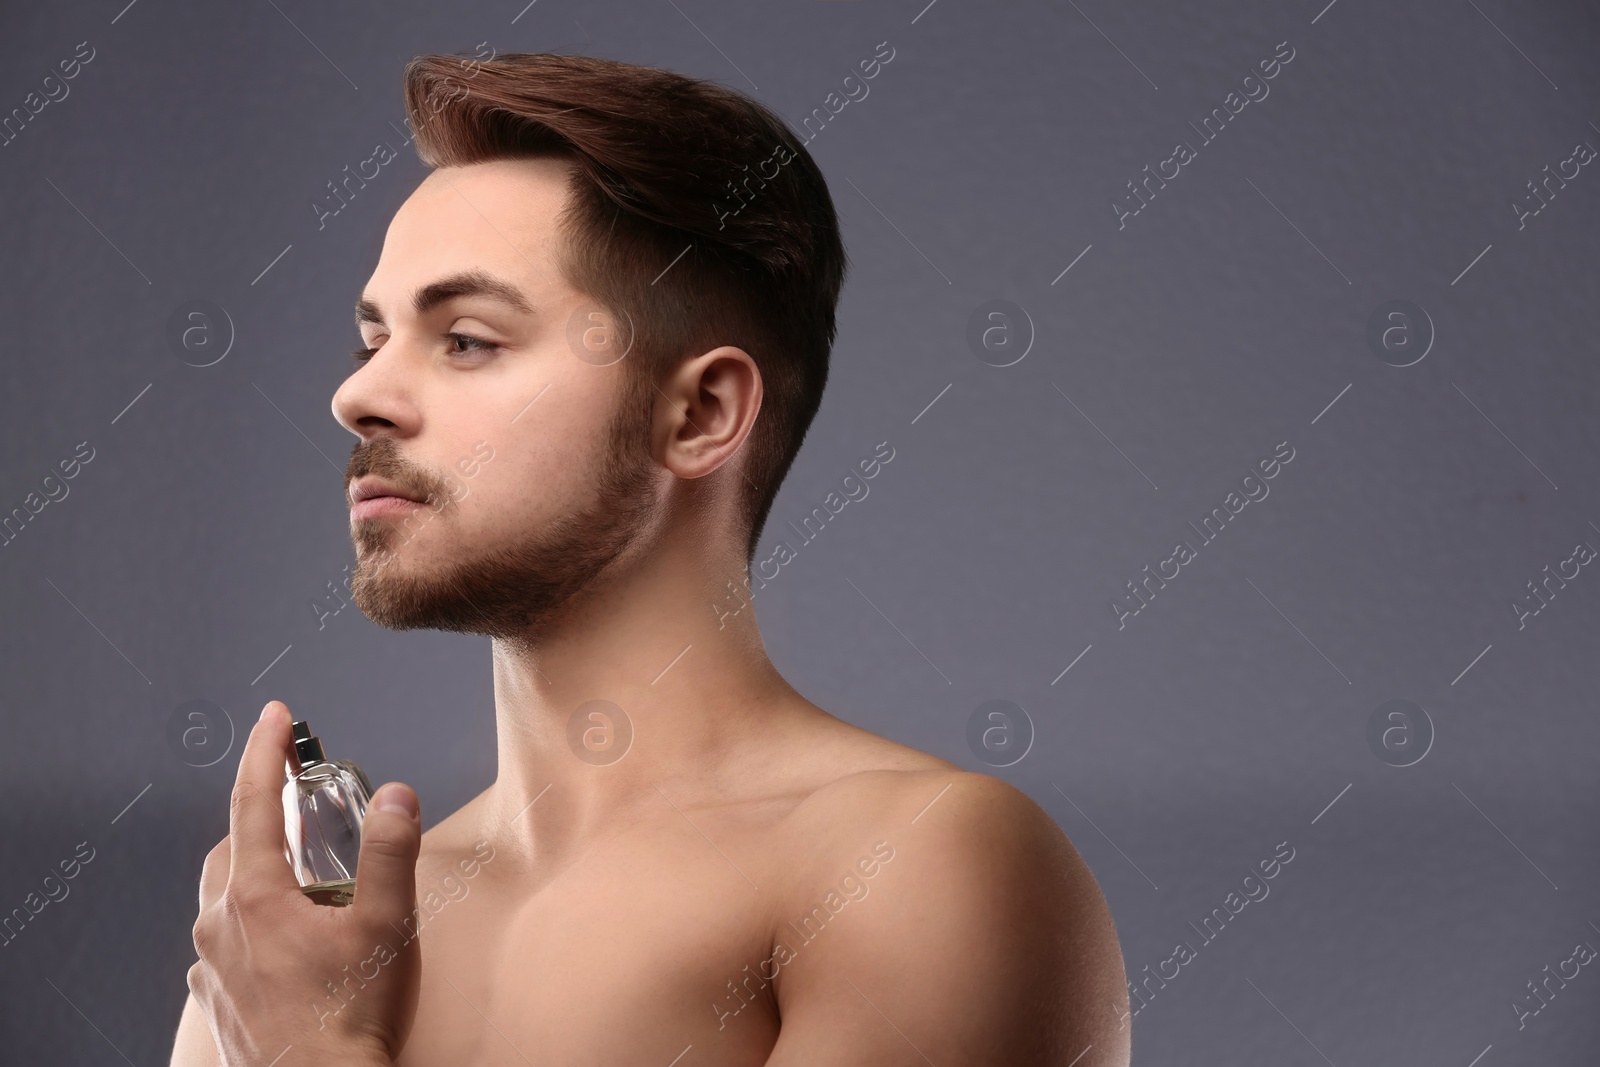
[765,729,1132,1066]
[772,714,1086,878]
[784,760,1114,918]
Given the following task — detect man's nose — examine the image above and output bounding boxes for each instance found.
[331,347,421,439]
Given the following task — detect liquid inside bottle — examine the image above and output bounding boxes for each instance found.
[282,720,374,906]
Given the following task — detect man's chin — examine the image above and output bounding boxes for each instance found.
[351,579,481,634]
[349,550,465,631]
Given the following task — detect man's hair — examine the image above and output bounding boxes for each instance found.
[401,51,849,565]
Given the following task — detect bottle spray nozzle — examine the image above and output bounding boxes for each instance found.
[291,719,326,765]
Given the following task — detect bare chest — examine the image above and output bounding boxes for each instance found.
[390,831,787,1067]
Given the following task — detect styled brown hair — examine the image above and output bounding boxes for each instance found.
[400,51,848,565]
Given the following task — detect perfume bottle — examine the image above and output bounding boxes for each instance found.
[281,720,375,906]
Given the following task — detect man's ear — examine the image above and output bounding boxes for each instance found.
[655,346,762,480]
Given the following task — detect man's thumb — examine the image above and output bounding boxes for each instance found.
[353,782,421,920]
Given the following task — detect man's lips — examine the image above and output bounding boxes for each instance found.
[350,476,426,504]
[349,476,430,521]
[350,495,422,521]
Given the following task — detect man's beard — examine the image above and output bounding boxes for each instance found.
[346,378,657,648]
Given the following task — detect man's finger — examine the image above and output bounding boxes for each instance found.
[226,700,297,892]
[352,783,422,923]
[199,835,230,911]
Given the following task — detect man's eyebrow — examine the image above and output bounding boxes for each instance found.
[354,269,538,328]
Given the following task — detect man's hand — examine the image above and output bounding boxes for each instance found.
[186,700,424,1067]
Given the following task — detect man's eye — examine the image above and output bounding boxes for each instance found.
[448,333,499,358]
[348,334,496,364]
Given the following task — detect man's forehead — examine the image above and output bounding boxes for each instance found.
[387,159,570,248]
[369,161,573,310]
[412,156,574,211]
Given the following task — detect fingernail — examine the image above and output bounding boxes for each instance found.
[375,784,418,821]
[259,701,276,723]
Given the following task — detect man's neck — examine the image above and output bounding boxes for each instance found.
[477,543,801,869]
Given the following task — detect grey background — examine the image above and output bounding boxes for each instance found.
[2,0,1597,1063]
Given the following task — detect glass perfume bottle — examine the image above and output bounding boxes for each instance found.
[281,719,374,906]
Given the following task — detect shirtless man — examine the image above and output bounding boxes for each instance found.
[171,50,1130,1066]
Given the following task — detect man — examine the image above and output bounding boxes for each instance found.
[172,50,1129,1066]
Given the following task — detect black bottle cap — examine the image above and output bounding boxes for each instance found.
[291,720,326,766]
